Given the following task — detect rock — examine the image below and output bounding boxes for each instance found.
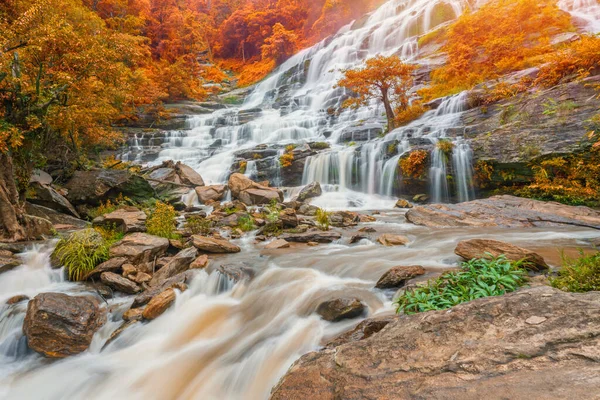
[406,195,600,229]
[100,272,141,294]
[394,199,413,208]
[358,215,377,223]
[297,182,322,202]
[30,169,52,185]
[132,271,192,308]
[375,266,426,289]
[455,239,548,271]
[271,287,600,400]
[214,263,255,283]
[123,308,144,321]
[142,288,176,320]
[307,241,319,246]
[191,235,241,253]
[330,211,360,227]
[103,320,140,349]
[83,281,113,299]
[150,247,198,286]
[23,293,106,358]
[325,316,396,349]
[109,233,169,264]
[265,239,290,249]
[25,203,88,230]
[92,207,147,233]
[27,182,80,218]
[228,173,283,205]
[83,257,128,280]
[280,231,341,243]
[349,234,369,244]
[121,263,137,278]
[316,298,366,322]
[6,294,29,305]
[0,252,21,274]
[65,170,154,206]
[377,233,410,246]
[131,271,152,284]
[279,208,298,228]
[190,254,209,269]
[195,185,227,203]
[359,227,376,233]
[174,162,204,186]
[297,204,319,216]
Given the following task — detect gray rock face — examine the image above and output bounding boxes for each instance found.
[27,182,80,218]
[24,293,106,358]
[338,123,384,142]
[109,233,169,264]
[316,298,366,322]
[297,182,322,202]
[271,286,600,399]
[65,170,154,206]
[406,195,600,229]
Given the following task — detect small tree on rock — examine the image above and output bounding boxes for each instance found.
[336,55,416,132]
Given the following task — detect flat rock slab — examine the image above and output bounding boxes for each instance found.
[93,207,147,233]
[405,195,600,229]
[280,231,341,243]
[271,286,600,399]
[455,239,548,270]
[192,235,241,253]
[109,233,169,264]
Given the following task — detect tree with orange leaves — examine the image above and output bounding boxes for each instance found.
[336,55,416,132]
[261,23,298,65]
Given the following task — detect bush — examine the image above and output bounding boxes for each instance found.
[146,201,179,239]
[315,208,331,230]
[551,251,600,293]
[53,229,111,281]
[87,193,131,219]
[395,255,528,315]
[399,149,429,179]
[184,215,213,235]
[237,214,256,232]
[279,152,294,168]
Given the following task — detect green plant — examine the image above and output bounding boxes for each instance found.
[53,229,111,281]
[94,223,125,243]
[551,251,600,292]
[239,160,247,174]
[237,214,256,232]
[395,255,528,315]
[185,215,213,235]
[315,208,331,230]
[436,139,454,156]
[146,201,180,239]
[310,142,330,150]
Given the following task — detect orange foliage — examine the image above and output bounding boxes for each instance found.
[395,101,428,127]
[399,150,429,179]
[421,0,572,100]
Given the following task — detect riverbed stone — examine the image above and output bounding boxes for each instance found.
[27,182,80,218]
[377,233,410,246]
[190,254,209,269]
[394,199,413,208]
[65,169,154,206]
[455,238,549,271]
[195,185,227,203]
[100,272,141,294]
[297,182,322,202]
[316,298,366,322]
[228,173,283,205]
[142,288,176,320]
[83,257,128,280]
[150,246,198,286]
[109,233,169,264]
[191,235,241,253]
[23,293,106,358]
[214,263,255,283]
[174,162,204,186]
[280,231,341,243]
[264,239,290,249]
[92,207,147,233]
[375,265,426,289]
[6,294,29,305]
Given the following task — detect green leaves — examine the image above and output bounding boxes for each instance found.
[395,255,528,315]
[551,251,600,293]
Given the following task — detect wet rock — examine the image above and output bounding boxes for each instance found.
[349,234,369,244]
[228,173,283,205]
[279,208,298,228]
[109,233,169,264]
[406,195,600,229]
[455,239,548,271]
[195,185,227,203]
[297,182,322,202]
[23,293,106,358]
[83,257,128,280]
[6,294,29,305]
[375,266,425,289]
[191,235,241,253]
[377,234,410,246]
[190,254,209,269]
[83,281,114,299]
[150,247,198,286]
[325,316,396,349]
[271,286,600,400]
[27,182,80,218]
[307,241,319,246]
[25,203,88,230]
[394,199,413,208]
[174,162,204,186]
[297,203,319,216]
[100,272,141,294]
[359,227,376,233]
[65,169,154,206]
[103,320,140,348]
[358,215,377,223]
[339,123,383,142]
[132,271,192,308]
[0,252,21,274]
[121,263,137,278]
[316,298,366,322]
[217,211,248,228]
[142,288,176,320]
[330,211,360,227]
[92,207,147,233]
[265,239,290,249]
[280,231,341,243]
[214,263,255,283]
[122,307,144,321]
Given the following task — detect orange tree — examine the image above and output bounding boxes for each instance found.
[336,55,416,132]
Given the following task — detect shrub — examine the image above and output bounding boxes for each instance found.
[185,215,213,235]
[399,149,429,179]
[87,193,131,219]
[53,229,111,281]
[395,255,528,315]
[146,201,179,239]
[315,208,331,230]
[436,139,454,155]
[239,160,247,174]
[551,251,600,292]
[279,153,294,168]
[237,214,256,232]
[394,101,428,126]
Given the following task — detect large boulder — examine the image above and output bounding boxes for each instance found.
[150,247,198,286]
[455,239,548,271]
[174,162,204,186]
[65,170,154,206]
[280,231,341,243]
[228,173,283,205]
[195,185,227,203]
[27,182,80,218]
[23,293,106,358]
[109,233,169,264]
[191,235,241,253]
[375,265,425,289]
[297,182,322,202]
[316,298,366,322]
[406,195,600,229]
[271,286,600,400]
[92,207,147,233]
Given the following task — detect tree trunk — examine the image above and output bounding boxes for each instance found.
[381,89,397,132]
[0,152,26,242]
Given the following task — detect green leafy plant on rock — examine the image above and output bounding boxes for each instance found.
[551,251,600,293]
[146,201,179,239]
[395,255,528,315]
[53,229,111,281]
[315,208,331,231]
[185,215,213,235]
[237,214,257,232]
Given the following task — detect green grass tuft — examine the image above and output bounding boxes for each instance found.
[551,251,600,293]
